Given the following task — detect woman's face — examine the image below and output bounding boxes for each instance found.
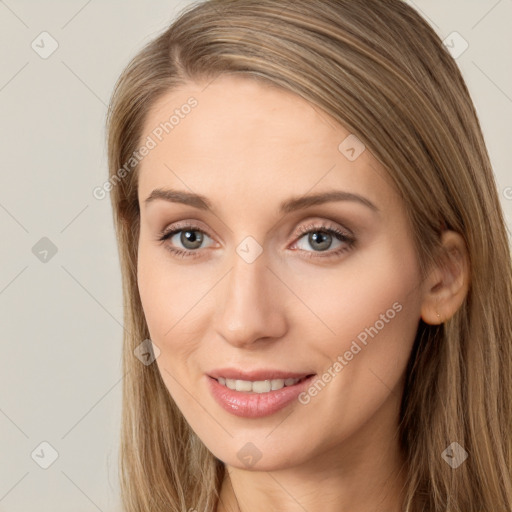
[136,74,425,471]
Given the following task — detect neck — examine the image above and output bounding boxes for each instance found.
[216,424,407,512]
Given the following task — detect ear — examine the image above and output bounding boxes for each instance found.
[420,230,470,325]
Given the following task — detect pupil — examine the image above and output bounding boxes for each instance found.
[181,230,203,249]
[310,231,331,251]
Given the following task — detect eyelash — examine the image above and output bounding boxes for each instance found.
[156,221,356,260]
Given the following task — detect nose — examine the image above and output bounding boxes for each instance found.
[214,250,288,348]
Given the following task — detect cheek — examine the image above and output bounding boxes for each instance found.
[137,246,169,339]
[288,237,421,344]
[295,237,418,357]
[137,239,175,354]
[136,242,211,375]
[290,238,422,430]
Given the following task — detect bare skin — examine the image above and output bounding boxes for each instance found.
[135,74,469,512]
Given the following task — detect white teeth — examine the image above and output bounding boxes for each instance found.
[252,380,271,393]
[271,379,284,390]
[217,377,303,393]
[235,380,253,392]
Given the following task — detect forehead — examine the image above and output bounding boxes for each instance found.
[137,75,395,213]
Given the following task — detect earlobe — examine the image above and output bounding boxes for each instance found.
[420,230,470,325]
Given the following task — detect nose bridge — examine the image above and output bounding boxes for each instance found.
[214,245,287,346]
[229,250,269,306]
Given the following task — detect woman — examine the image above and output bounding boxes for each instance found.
[106,0,512,510]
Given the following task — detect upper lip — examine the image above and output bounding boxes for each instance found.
[208,368,315,381]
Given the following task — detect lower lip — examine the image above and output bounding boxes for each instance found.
[206,375,316,418]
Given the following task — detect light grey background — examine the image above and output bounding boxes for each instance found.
[0,1,511,511]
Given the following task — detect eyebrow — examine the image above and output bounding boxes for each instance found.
[144,188,379,214]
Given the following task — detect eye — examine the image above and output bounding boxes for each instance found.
[157,223,214,259]
[291,222,355,259]
[157,220,356,260]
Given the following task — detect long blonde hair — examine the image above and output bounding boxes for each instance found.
[106,1,512,510]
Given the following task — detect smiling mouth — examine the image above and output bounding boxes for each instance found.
[213,375,314,394]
